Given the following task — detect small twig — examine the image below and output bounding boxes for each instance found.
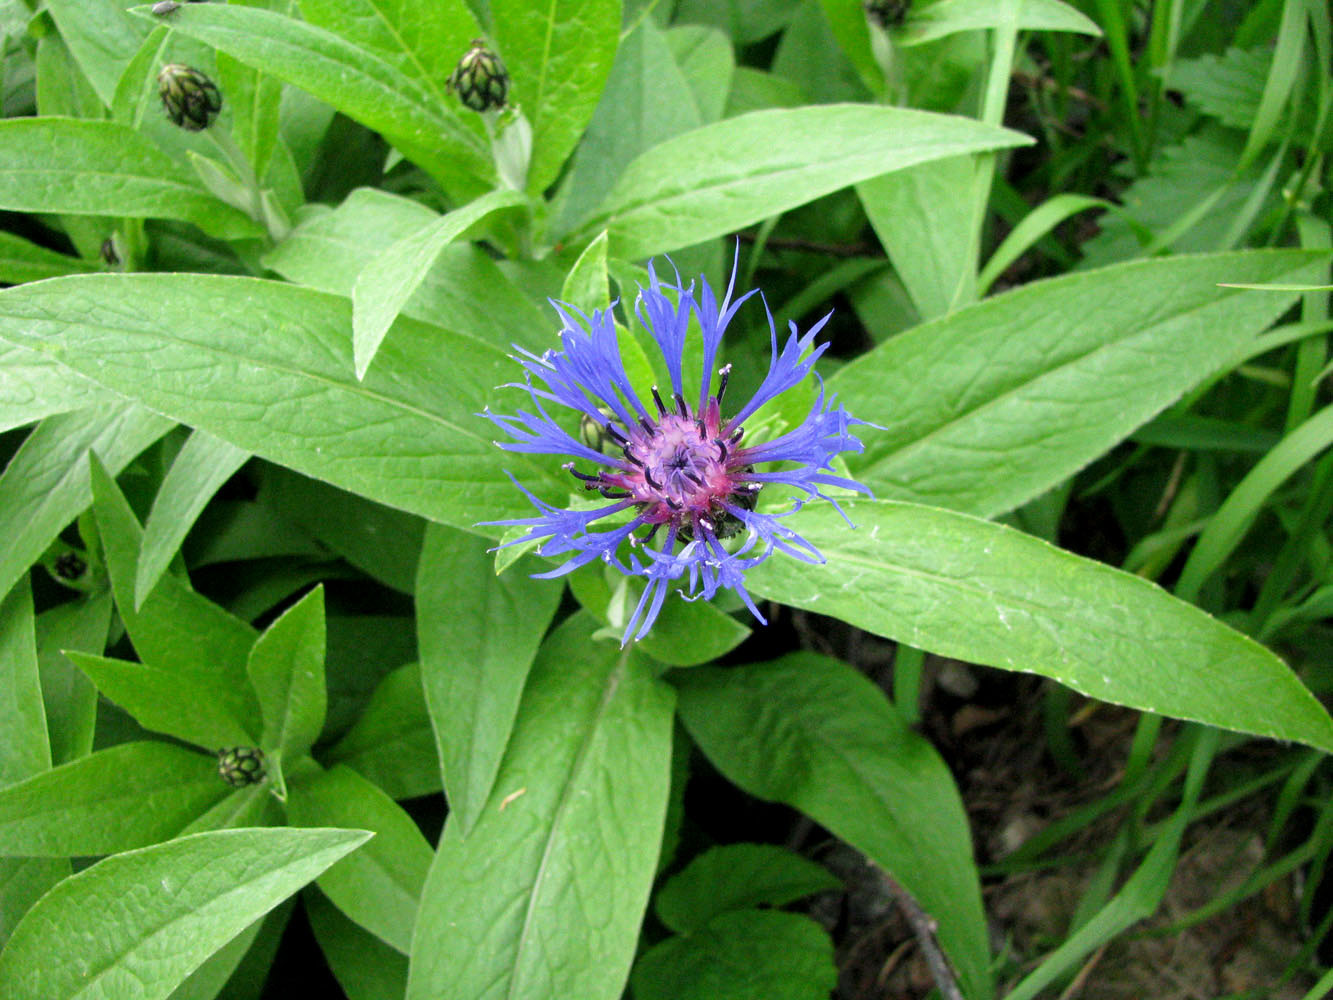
[1056,941,1108,1000]
[882,873,966,1000]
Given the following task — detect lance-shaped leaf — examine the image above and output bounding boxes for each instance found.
[136,428,250,609]
[0,274,563,532]
[0,118,260,240]
[0,231,98,285]
[286,765,432,954]
[832,250,1329,518]
[248,585,327,763]
[407,615,675,1000]
[0,827,371,1000]
[750,500,1333,752]
[0,403,171,602]
[351,188,528,379]
[0,343,116,434]
[565,104,1031,259]
[415,525,562,835]
[675,654,992,1000]
[0,741,226,857]
[898,0,1101,45]
[492,0,621,193]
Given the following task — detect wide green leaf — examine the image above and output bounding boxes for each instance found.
[0,827,371,1000]
[286,766,431,954]
[674,653,992,1000]
[833,251,1328,518]
[0,402,171,602]
[899,0,1102,45]
[407,614,675,1000]
[247,585,327,764]
[0,343,116,434]
[136,429,250,609]
[351,188,528,379]
[415,524,562,834]
[750,500,1333,751]
[263,188,551,354]
[564,104,1030,259]
[326,662,440,800]
[146,3,492,199]
[66,652,257,749]
[0,118,259,240]
[0,741,226,857]
[654,843,840,935]
[631,909,837,1000]
[0,231,97,285]
[0,273,563,531]
[91,454,258,695]
[493,0,621,193]
[36,594,112,766]
[306,891,408,1000]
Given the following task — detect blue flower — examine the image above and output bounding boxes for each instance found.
[483,252,873,643]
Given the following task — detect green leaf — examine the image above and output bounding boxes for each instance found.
[833,251,1328,517]
[1170,46,1271,131]
[654,843,840,934]
[664,25,734,123]
[91,453,258,697]
[415,524,562,834]
[566,104,1029,259]
[0,856,68,950]
[631,910,837,1000]
[0,343,117,434]
[0,741,227,857]
[858,157,978,319]
[552,17,703,234]
[286,766,431,954]
[66,652,257,749]
[0,231,97,284]
[43,0,149,105]
[0,274,563,531]
[0,826,371,1000]
[247,586,327,765]
[0,583,49,786]
[145,3,493,199]
[264,188,551,354]
[306,890,408,1000]
[0,403,171,603]
[352,188,528,379]
[674,653,991,1000]
[326,662,440,801]
[260,469,424,595]
[298,0,478,108]
[751,500,1333,751]
[899,0,1102,45]
[37,594,112,766]
[0,118,261,240]
[407,614,675,1000]
[492,0,621,193]
[136,428,250,609]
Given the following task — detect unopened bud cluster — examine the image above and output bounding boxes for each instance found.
[217,746,266,787]
[158,63,222,131]
[447,40,509,112]
[864,0,911,28]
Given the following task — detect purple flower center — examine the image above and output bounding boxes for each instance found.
[570,372,761,540]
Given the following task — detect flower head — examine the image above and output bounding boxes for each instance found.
[448,39,510,113]
[484,252,873,643]
[157,63,221,131]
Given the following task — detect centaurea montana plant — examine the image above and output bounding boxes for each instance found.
[484,256,874,643]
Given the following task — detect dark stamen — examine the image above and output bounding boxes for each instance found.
[674,392,689,417]
[622,448,643,467]
[605,423,628,444]
[682,471,704,487]
[729,428,744,444]
[642,524,661,545]
[650,386,668,416]
[715,438,728,462]
[716,364,732,403]
[563,463,601,483]
[644,468,663,490]
[599,488,631,499]
[640,417,655,435]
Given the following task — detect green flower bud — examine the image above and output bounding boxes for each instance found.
[217,746,266,787]
[52,550,87,582]
[864,0,911,28]
[578,408,619,454]
[158,63,222,132]
[448,40,509,113]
